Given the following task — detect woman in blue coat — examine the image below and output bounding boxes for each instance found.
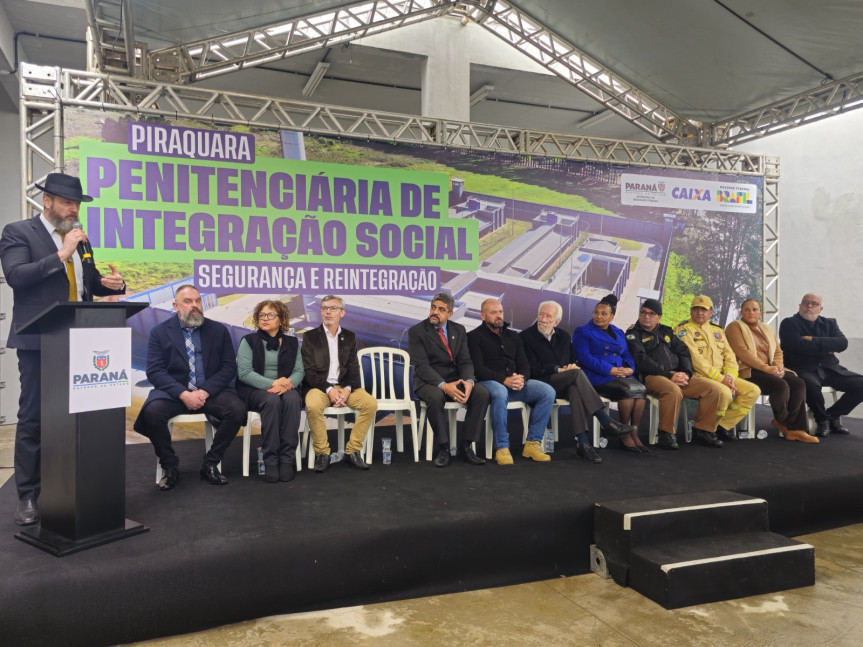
[572,294,647,451]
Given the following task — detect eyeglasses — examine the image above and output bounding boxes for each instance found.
[801,300,821,307]
[639,310,660,318]
[258,312,279,320]
[321,305,343,312]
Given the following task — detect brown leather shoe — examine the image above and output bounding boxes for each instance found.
[784,429,819,444]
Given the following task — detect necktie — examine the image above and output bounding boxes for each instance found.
[183,328,197,390]
[437,326,453,362]
[58,232,78,301]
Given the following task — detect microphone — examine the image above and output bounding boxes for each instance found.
[71,221,95,265]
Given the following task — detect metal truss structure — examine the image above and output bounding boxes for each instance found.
[711,70,863,146]
[17,63,781,319]
[83,0,863,149]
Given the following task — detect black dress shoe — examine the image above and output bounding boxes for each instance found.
[158,467,180,491]
[263,464,279,483]
[14,498,39,526]
[199,463,228,485]
[829,416,850,435]
[814,420,830,438]
[314,453,330,473]
[345,451,370,470]
[279,463,296,482]
[433,447,451,468]
[637,445,651,453]
[601,419,638,438]
[620,445,642,453]
[462,443,486,465]
[694,428,724,448]
[576,442,603,463]
[716,427,737,442]
[657,432,679,450]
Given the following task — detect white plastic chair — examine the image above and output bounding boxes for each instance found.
[155,413,252,483]
[418,400,467,460]
[305,406,362,469]
[484,401,531,458]
[246,410,310,473]
[358,347,420,463]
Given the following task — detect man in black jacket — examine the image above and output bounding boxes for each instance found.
[467,299,555,465]
[520,301,636,463]
[625,299,723,449]
[779,293,863,437]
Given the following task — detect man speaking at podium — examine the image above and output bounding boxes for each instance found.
[0,172,126,526]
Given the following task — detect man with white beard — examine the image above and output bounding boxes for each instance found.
[779,293,863,437]
[134,285,246,490]
[519,300,637,463]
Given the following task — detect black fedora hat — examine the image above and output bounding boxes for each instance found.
[34,173,93,202]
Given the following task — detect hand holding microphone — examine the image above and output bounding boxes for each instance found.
[71,221,95,266]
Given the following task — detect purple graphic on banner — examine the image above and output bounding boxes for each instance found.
[195,260,439,296]
[128,122,255,164]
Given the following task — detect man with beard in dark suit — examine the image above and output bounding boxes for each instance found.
[408,293,488,467]
[779,292,863,437]
[0,173,126,525]
[134,285,246,490]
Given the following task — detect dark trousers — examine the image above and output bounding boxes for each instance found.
[548,369,605,436]
[594,378,647,401]
[747,369,808,430]
[136,391,247,469]
[796,367,863,422]
[246,388,301,465]
[415,382,489,445]
[14,349,41,500]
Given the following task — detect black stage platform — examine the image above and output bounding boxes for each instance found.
[2,407,863,646]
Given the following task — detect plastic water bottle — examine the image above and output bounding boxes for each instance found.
[382,438,392,464]
[543,429,555,453]
[329,450,344,464]
[598,436,608,449]
[756,429,769,440]
[257,446,265,475]
[449,444,457,457]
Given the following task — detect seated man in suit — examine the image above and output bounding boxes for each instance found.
[779,293,863,437]
[134,285,247,490]
[302,295,377,472]
[520,300,636,464]
[408,292,488,467]
[468,298,556,465]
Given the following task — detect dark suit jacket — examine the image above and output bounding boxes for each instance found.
[0,216,125,350]
[301,325,360,392]
[134,316,238,430]
[408,318,475,389]
[519,322,576,383]
[779,313,856,376]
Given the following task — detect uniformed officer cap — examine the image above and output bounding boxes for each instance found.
[691,294,713,309]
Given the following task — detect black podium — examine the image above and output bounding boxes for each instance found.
[15,301,150,556]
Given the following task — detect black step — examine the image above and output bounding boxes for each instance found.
[594,491,768,584]
[629,531,815,608]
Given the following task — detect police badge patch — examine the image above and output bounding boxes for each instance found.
[664,335,671,343]
[714,332,722,339]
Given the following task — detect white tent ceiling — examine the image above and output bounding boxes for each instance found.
[3,0,863,144]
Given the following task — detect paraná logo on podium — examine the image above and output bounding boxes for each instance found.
[69,328,132,413]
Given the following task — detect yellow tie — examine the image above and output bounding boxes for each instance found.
[58,232,78,301]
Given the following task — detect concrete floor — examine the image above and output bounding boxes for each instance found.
[2,425,862,647]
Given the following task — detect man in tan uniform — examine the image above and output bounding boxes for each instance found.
[673,295,760,446]
[626,298,725,449]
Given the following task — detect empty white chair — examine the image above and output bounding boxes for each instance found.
[358,347,420,463]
